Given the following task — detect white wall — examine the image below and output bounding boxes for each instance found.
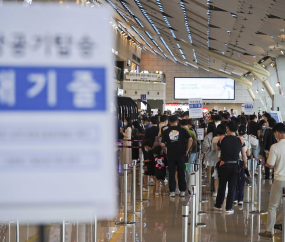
[123,81,166,100]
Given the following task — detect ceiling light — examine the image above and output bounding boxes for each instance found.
[256,90,259,93]
[262,64,265,68]
[276,82,280,87]
[271,62,275,67]
[281,50,284,54]
[262,88,264,91]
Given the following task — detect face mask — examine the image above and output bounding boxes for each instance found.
[145,148,149,152]
[124,121,127,126]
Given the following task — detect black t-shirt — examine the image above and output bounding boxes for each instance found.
[162,126,191,156]
[161,125,168,136]
[154,155,167,176]
[217,135,245,162]
[264,129,277,151]
[248,121,261,137]
[145,126,159,144]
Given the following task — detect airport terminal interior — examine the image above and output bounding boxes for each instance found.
[1,0,285,241]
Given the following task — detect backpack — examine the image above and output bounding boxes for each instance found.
[249,135,259,149]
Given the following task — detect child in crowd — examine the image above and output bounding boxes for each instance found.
[152,145,167,196]
[143,139,155,192]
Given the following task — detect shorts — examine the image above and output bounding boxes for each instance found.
[156,175,166,181]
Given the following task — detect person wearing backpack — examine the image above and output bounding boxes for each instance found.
[214,120,248,214]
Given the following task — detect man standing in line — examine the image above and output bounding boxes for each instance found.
[161,115,192,197]
[248,114,261,171]
[214,120,248,214]
[259,123,285,239]
[214,115,222,127]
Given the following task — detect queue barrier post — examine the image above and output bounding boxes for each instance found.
[94,215,97,242]
[130,159,142,214]
[251,155,256,205]
[250,164,267,215]
[195,162,206,219]
[244,157,252,203]
[182,205,189,242]
[190,186,196,242]
[199,156,208,204]
[137,152,149,203]
[195,165,206,228]
[282,187,285,242]
[115,164,135,225]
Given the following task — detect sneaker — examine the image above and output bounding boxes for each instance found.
[155,192,160,196]
[213,204,222,211]
[143,188,148,192]
[169,192,175,197]
[233,200,238,204]
[180,192,185,197]
[238,201,243,205]
[212,192,217,197]
[259,232,273,239]
[226,209,234,214]
[175,189,180,195]
[150,181,155,186]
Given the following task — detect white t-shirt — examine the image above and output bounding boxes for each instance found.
[267,139,285,181]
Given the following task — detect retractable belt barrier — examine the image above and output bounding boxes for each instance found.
[182,191,194,242]
[250,155,267,215]
[115,155,142,226]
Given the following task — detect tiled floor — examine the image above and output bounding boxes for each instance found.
[1,172,282,242]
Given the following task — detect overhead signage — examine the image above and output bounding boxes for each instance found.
[188,98,203,118]
[0,5,115,222]
[126,72,162,81]
[244,102,254,115]
[140,94,147,101]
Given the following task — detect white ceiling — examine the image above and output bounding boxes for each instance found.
[100,0,285,77]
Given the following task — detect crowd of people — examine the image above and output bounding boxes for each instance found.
[118,108,285,237]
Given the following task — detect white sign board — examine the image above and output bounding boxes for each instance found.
[244,103,254,115]
[196,128,204,141]
[0,5,115,222]
[126,72,162,81]
[188,98,203,118]
[214,106,218,111]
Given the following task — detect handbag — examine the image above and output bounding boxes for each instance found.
[249,135,259,149]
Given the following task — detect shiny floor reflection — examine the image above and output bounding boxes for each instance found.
[0,173,282,242]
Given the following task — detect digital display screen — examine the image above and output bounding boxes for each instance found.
[174,77,235,100]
